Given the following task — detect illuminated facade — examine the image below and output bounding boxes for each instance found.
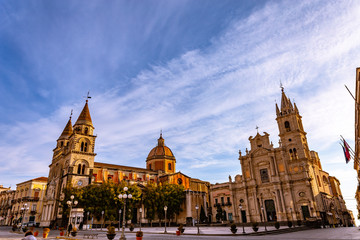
[211,89,352,226]
[40,100,209,227]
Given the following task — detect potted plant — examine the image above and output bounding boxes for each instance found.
[59,227,65,236]
[178,223,185,234]
[136,230,143,240]
[106,225,116,240]
[12,224,18,232]
[71,227,77,237]
[128,223,134,232]
[43,228,50,238]
[287,221,293,228]
[275,221,280,229]
[297,220,302,226]
[230,223,237,234]
[33,230,39,237]
[252,222,259,232]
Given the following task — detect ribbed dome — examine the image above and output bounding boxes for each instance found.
[146,134,176,161]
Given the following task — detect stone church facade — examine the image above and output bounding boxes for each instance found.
[210,89,352,226]
[40,100,209,227]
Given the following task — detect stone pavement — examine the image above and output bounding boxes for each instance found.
[1,226,360,240]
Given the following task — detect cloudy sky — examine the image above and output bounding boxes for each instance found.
[1,0,360,222]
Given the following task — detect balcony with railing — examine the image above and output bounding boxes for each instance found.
[22,197,39,202]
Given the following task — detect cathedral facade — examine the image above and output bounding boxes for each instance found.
[210,89,352,226]
[40,100,210,227]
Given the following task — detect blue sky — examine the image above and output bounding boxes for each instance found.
[1,0,360,221]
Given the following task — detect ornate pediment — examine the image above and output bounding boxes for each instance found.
[251,147,270,157]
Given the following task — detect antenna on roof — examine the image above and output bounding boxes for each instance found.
[70,109,73,119]
[256,125,259,133]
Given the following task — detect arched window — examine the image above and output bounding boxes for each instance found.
[322,176,328,185]
[293,148,297,158]
[285,121,291,132]
[60,141,63,147]
[168,163,172,170]
[149,164,152,170]
[84,142,88,152]
[317,176,321,187]
[82,165,85,175]
[289,149,293,160]
[85,127,88,135]
[77,164,81,174]
[81,142,84,152]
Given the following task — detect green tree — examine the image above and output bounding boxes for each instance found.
[61,182,141,225]
[143,183,185,225]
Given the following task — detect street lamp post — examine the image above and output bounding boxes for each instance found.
[87,211,90,230]
[195,205,200,234]
[239,204,245,234]
[139,208,142,231]
[66,195,78,237]
[118,187,132,240]
[164,206,168,233]
[261,206,267,231]
[101,211,104,231]
[20,203,29,228]
[290,208,293,227]
[118,209,122,231]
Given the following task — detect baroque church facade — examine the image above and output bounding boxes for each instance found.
[40,100,210,227]
[210,89,352,226]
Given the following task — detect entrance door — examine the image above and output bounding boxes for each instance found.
[241,210,247,223]
[301,206,310,220]
[264,200,277,222]
[131,208,137,224]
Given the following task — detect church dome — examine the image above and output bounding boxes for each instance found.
[146,134,176,161]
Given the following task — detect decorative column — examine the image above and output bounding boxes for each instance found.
[186,191,192,217]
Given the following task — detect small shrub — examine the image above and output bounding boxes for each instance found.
[252,222,259,232]
[12,224,18,232]
[287,221,293,228]
[297,220,302,226]
[136,231,143,237]
[275,222,280,229]
[178,223,185,233]
[129,224,134,231]
[230,223,237,234]
[107,226,116,234]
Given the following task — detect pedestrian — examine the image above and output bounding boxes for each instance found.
[22,231,37,240]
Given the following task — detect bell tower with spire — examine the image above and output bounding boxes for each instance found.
[276,88,310,161]
[65,99,97,187]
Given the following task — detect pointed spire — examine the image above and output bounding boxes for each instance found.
[74,100,93,127]
[58,113,73,140]
[158,130,165,146]
[294,102,299,113]
[276,103,280,116]
[280,87,294,112]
